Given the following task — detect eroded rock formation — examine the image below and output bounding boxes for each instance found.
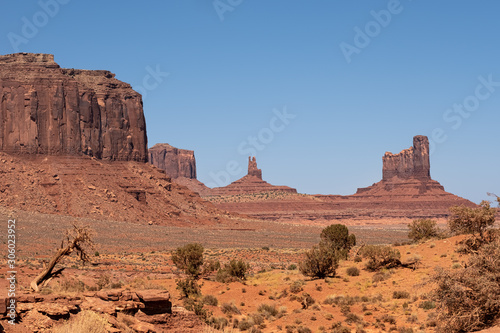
[0,53,147,161]
[210,156,297,196]
[211,136,475,222]
[149,143,196,179]
[383,135,430,180]
[248,156,262,179]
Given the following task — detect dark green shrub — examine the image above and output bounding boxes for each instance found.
[408,219,439,242]
[287,264,297,270]
[320,224,356,259]
[216,259,250,282]
[346,266,360,276]
[299,245,338,278]
[172,243,204,278]
[359,245,401,271]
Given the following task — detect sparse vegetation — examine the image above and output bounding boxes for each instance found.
[408,219,439,242]
[432,238,500,332]
[299,245,338,279]
[359,245,401,271]
[53,310,111,332]
[448,201,496,241]
[216,259,250,283]
[346,266,360,276]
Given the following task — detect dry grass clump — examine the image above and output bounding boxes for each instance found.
[53,310,111,333]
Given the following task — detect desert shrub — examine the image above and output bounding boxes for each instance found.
[320,224,356,259]
[221,302,241,315]
[289,280,304,294]
[346,266,360,276]
[408,219,439,242]
[202,294,219,306]
[249,313,265,325]
[359,245,401,271]
[431,238,500,332]
[172,243,204,278]
[208,317,228,330]
[300,293,315,309]
[393,291,410,299]
[448,201,496,241]
[58,279,86,293]
[258,303,279,318]
[176,278,201,298]
[297,327,312,333]
[299,245,338,278]
[418,300,436,310]
[216,259,249,283]
[184,298,212,323]
[330,322,351,333]
[287,264,297,270]
[53,310,111,333]
[238,318,253,331]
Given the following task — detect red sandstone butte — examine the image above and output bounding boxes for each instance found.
[148,143,211,195]
[0,53,147,162]
[210,156,297,196]
[149,143,196,179]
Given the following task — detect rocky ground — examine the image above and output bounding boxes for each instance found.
[1,205,499,332]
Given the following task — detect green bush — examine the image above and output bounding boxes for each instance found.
[299,245,338,278]
[176,278,201,298]
[216,259,250,282]
[408,219,439,242]
[172,243,204,278]
[359,245,401,271]
[320,224,356,259]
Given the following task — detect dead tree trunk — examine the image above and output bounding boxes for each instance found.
[30,225,94,292]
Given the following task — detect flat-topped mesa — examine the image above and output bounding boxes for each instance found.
[248,156,262,179]
[382,135,430,181]
[0,53,147,162]
[149,143,196,179]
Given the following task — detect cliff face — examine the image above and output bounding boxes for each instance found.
[0,53,147,161]
[149,143,196,179]
[382,135,430,180]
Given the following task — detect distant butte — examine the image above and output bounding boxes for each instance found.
[211,136,476,221]
[210,156,297,196]
[148,143,210,195]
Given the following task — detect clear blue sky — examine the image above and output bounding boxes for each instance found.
[1,1,499,204]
